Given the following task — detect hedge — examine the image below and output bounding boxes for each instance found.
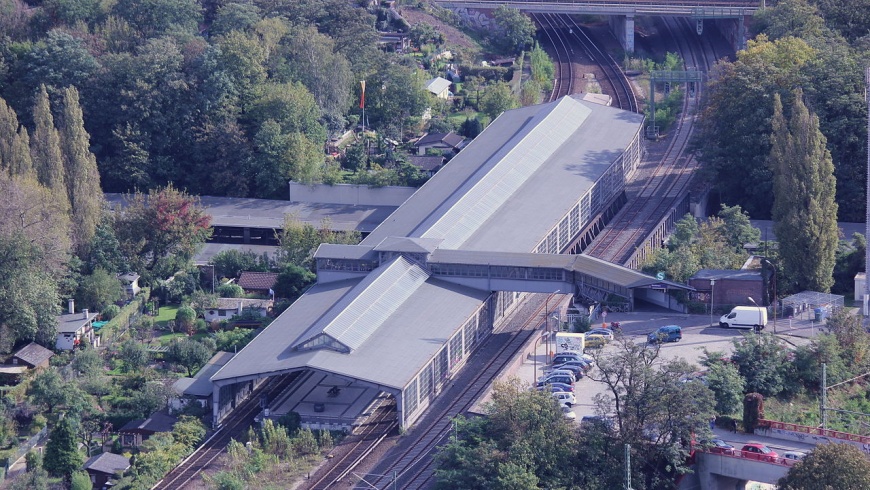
[101,287,151,341]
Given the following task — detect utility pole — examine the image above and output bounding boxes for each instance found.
[624,444,632,490]
[864,67,869,316]
[821,362,828,430]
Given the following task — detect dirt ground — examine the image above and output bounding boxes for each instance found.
[396,6,482,55]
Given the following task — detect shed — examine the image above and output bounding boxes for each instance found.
[414,131,467,156]
[118,273,141,300]
[409,155,446,176]
[425,77,452,99]
[237,271,278,295]
[11,342,54,369]
[83,452,130,490]
[203,298,272,323]
[118,411,177,448]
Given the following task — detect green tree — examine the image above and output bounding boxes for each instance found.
[778,443,870,489]
[31,85,70,213]
[7,468,49,490]
[112,0,201,37]
[705,362,746,415]
[490,6,535,54]
[215,328,256,352]
[216,283,244,298]
[29,367,70,413]
[71,347,103,377]
[119,339,149,372]
[175,305,197,334]
[171,415,206,449]
[273,263,316,301]
[75,268,124,311]
[730,333,792,396]
[209,250,271,280]
[70,470,92,490]
[59,86,102,251]
[43,417,82,481]
[716,204,761,252]
[479,82,519,121]
[0,95,33,177]
[166,338,213,376]
[276,215,360,270]
[769,90,838,292]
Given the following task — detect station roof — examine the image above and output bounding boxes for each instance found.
[362,95,644,253]
[211,259,489,389]
[105,194,397,233]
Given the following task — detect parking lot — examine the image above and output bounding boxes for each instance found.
[515,311,815,420]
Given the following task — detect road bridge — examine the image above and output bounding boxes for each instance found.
[437,0,762,51]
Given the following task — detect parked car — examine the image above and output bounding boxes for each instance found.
[552,391,575,407]
[552,353,594,365]
[537,375,575,387]
[580,415,615,431]
[561,405,576,421]
[539,370,579,382]
[586,328,615,341]
[647,325,682,343]
[707,439,735,455]
[535,382,574,393]
[553,359,593,371]
[584,334,607,348]
[741,443,779,462]
[545,365,584,379]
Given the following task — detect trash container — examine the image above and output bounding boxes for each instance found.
[783,305,794,318]
[814,308,824,322]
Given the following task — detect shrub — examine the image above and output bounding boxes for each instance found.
[102,304,121,320]
[216,283,244,298]
[175,306,196,333]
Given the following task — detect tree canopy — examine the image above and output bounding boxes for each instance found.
[779,443,870,490]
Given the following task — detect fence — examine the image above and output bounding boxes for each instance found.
[3,426,48,479]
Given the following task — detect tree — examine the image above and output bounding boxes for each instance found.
[59,86,102,251]
[435,378,576,489]
[778,443,870,489]
[215,328,256,352]
[175,306,197,334]
[71,347,103,377]
[43,417,82,482]
[490,6,535,54]
[7,468,49,490]
[119,339,149,372]
[29,367,70,413]
[114,185,212,275]
[70,471,92,490]
[273,263,316,302]
[479,82,519,121]
[209,249,271,280]
[705,362,746,415]
[112,0,202,37]
[0,95,33,177]
[167,338,213,376]
[216,283,244,298]
[276,215,360,271]
[31,85,70,213]
[76,268,124,311]
[730,333,792,396]
[769,90,839,292]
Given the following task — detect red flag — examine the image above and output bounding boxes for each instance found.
[359,80,366,109]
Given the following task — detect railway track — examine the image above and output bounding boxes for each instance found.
[583,16,724,267]
[533,13,574,100]
[350,294,551,489]
[151,372,299,490]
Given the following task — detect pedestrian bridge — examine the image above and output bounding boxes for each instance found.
[437,0,763,51]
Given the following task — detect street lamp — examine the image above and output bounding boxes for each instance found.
[748,296,763,333]
[762,259,777,334]
[545,290,561,363]
[532,332,550,385]
[709,279,716,327]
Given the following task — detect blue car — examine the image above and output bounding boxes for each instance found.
[647,325,682,343]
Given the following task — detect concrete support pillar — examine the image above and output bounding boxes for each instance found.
[212,382,223,429]
[608,15,635,53]
[243,227,251,244]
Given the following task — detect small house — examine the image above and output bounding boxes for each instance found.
[82,452,130,490]
[11,342,54,370]
[118,273,141,300]
[118,411,177,448]
[237,271,279,296]
[425,77,452,100]
[56,301,98,350]
[170,351,235,412]
[409,155,446,177]
[414,131,467,156]
[203,298,272,323]
[688,269,763,307]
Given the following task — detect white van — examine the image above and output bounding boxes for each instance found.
[552,391,576,407]
[719,306,767,330]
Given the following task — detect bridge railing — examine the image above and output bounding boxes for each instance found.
[757,419,870,445]
[699,446,795,467]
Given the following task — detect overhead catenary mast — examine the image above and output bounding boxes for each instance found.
[865,67,869,316]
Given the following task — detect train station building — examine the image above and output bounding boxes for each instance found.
[210,95,681,430]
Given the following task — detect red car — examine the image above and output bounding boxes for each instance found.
[741,443,779,462]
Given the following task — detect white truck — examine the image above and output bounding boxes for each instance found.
[555,332,585,354]
[719,306,768,330]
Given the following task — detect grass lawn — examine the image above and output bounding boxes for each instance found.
[151,304,179,327]
[156,332,209,345]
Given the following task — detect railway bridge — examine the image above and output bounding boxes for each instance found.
[436,0,762,52]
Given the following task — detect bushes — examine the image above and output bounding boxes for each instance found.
[103,287,150,339]
[216,283,244,298]
[102,304,121,320]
